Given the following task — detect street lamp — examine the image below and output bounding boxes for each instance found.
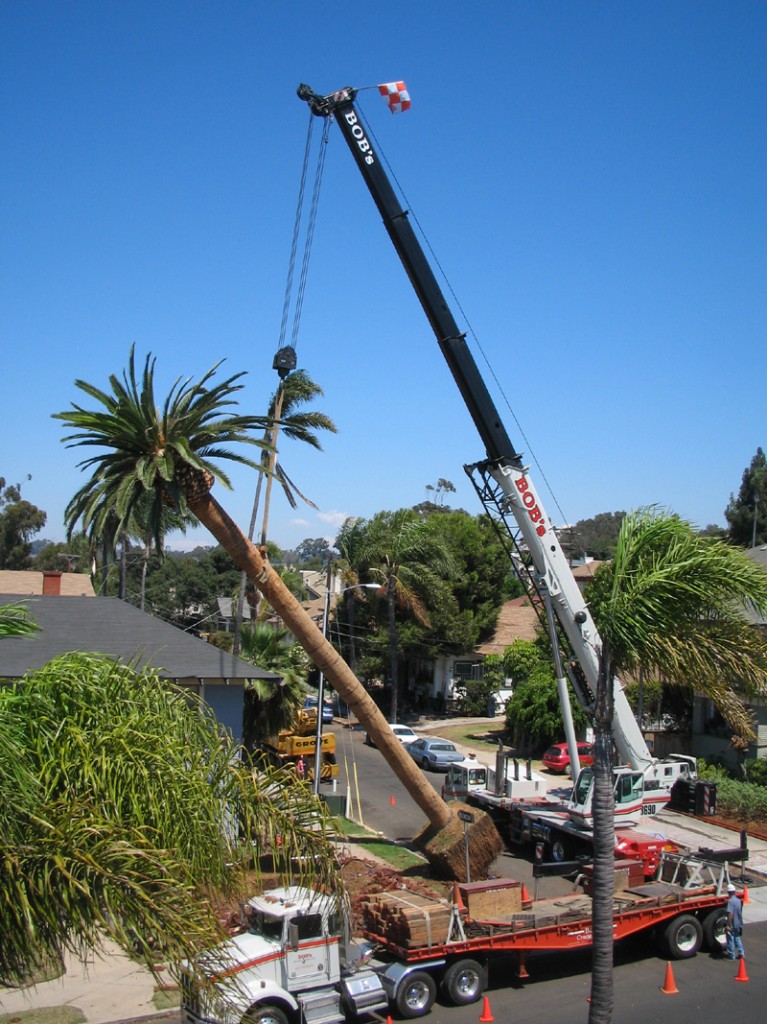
[312,579,380,795]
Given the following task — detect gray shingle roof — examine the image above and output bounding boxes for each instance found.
[0,594,277,683]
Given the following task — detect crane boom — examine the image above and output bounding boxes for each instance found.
[297,84,692,786]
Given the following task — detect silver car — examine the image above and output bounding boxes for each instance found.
[408,737,465,772]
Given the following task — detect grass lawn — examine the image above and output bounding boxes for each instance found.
[0,1010,85,1024]
[333,817,427,872]
[435,723,507,749]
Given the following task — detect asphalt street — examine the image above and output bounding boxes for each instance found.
[121,920,767,1024]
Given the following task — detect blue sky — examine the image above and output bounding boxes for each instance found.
[2,2,765,553]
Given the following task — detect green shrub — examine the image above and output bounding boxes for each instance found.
[696,759,767,823]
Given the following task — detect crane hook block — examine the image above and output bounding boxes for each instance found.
[273,346,297,378]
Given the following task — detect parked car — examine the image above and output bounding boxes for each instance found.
[542,741,594,773]
[303,696,334,725]
[365,724,420,749]
[408,737,466,772]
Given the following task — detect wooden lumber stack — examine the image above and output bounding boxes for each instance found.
[360,891,452,948]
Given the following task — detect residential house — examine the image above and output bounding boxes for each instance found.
[426,597,540,713]
[0,572,279,744]
[690,544,767,770]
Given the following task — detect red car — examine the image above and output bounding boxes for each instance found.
[542,741,594,773]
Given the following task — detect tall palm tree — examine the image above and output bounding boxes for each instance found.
[239,620,310,749]
[0,638,339,986]
[233,369,337,652]
[584,508,767,1023]
[359,509,454,723]
[335,517,369,675]
[54,351,494,877]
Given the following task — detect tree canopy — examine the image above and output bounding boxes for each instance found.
[725,446,767,547]
[560,511,626,561]
[0,477,47,569]
[0,644,338,986]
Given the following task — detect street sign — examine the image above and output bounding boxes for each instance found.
[458,810,475,824]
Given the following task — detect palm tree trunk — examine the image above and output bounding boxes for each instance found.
[259,383,286,549]
[140,548,148,612]
[188,488,452,829]
[588,654,617,1024]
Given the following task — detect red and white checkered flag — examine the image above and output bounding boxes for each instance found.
[378,81,411,114]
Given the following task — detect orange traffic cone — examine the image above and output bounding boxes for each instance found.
[386,1017,394,1024]
[520,883,530,902]
[742,885,751,905]
[479,995,494,1022]
[453,882,467,912]
[660,961,679,995]
[735,957,749,983]
[390,794,396,806]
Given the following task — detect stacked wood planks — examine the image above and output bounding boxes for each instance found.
[360,891,453,948]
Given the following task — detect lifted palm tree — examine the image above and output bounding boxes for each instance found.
[233,369,337,652]
[55,350,501,879]
[584,508,767,1023]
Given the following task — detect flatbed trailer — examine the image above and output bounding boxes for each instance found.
[181,854,741,1024]
[359,854,735,1017]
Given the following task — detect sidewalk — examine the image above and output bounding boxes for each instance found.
[0,938,176,1023]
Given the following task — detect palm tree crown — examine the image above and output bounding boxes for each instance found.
[54,346,272,553]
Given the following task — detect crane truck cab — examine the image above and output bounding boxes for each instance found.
[181,886,388,1024]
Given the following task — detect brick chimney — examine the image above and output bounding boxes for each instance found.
[42,571,62,596]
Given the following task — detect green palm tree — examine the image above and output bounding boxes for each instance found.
[0,643,339,986]
[335,517,369,675]
[54,351,486,877]
[584,508,767,1023]
[359,509,454,723]
[239,621,310,748]
[233,369,338,651]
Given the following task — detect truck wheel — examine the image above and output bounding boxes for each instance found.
[241,1005,289,1024]
[662,913,703,959]
[702,907,728,952]
[441,958,486,1005]
[548,836,571,862]
[395,970,437,1018]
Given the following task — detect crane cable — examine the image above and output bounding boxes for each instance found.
[258,113,330,548]
[278,111,331,357]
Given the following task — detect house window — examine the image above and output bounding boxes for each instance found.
[454,661,484,682]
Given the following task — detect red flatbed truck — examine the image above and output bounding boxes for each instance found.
[181,852,738,1024]
[360,851,734,1017]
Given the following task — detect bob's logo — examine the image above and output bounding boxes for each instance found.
[343,110,375,166]
[514,476,547,537]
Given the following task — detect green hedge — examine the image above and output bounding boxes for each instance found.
[698,761,767,824]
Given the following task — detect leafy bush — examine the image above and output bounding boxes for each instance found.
[744,758,767,788]
[697,760,767,823]
[504,640,589,752]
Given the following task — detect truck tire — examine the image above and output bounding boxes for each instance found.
[548,836,572,862]
[241,1005,289,1024]
[702,907,728,952]
[441,958,486,1005]
[662,913,703,959]
[394,970,437,1018]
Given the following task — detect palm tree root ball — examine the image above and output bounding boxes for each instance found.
[413,802,502,881]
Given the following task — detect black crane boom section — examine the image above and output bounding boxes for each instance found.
[298,84,522,468]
